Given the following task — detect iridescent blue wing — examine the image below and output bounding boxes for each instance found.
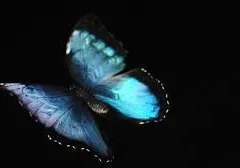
[0,83,111,158]
[91,69,170,124]
[66,14,128,89]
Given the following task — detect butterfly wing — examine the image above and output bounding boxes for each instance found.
[66,14,128,89]
[90,69,170,124]
[0,83,111,158]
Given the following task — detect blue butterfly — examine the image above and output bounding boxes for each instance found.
[0,14,170,164]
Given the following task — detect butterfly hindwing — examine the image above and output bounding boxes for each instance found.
[66,14,128,89]
[0,83,111,158]
[91,69,169,123]
[53,96,111,157]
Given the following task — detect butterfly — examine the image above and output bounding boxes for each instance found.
[0,14,170,164]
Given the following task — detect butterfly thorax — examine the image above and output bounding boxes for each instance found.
[70,84,109,114]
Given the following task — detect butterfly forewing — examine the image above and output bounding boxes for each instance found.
[66,14,128,89]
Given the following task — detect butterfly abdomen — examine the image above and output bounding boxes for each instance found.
[72,84,109,114]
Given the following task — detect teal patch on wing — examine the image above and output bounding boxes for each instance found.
[103,47,115,57]
[92,69,162,120]
[92,39,106,50]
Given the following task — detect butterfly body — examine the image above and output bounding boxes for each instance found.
[71,83,109,114]
[1,14,170,164]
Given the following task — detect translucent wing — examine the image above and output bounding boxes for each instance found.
[66,14,128,89]
[91,69,170,124]
[0,83,111,158]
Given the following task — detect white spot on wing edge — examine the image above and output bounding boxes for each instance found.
[66,42,71,54]
[28,112,33,117]
[72,30,80,36]
[47,135,52,140]
[19,101,23,106]
[165,93,169,98]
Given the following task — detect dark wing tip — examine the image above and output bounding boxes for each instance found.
[73,13,128,57]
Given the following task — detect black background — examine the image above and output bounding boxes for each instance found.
[0,1,233,168]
